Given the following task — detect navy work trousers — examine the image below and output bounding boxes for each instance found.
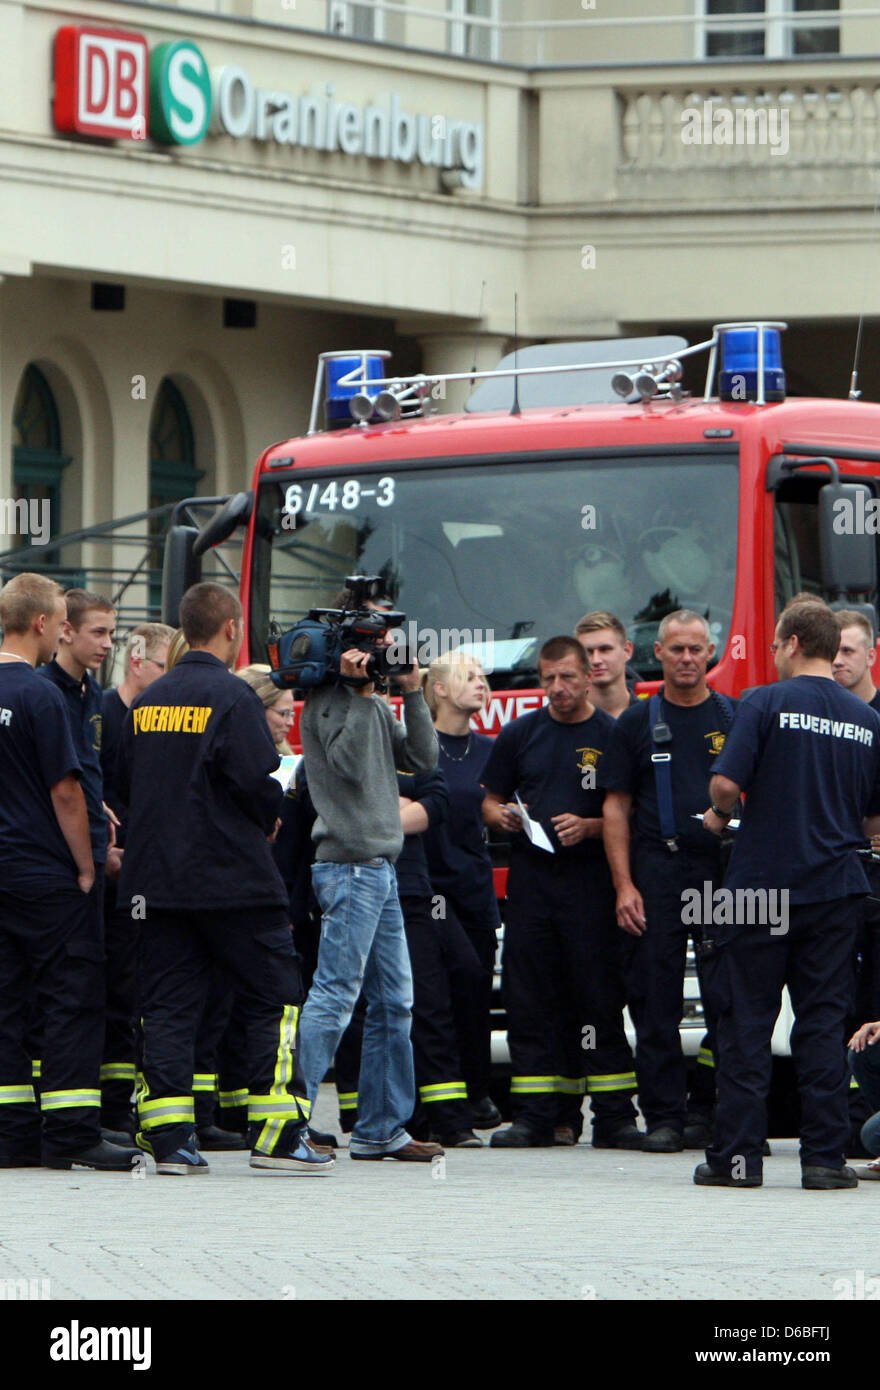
[624,842,721,1132]
[137,907,308,1160]
[0,882,104,1158]
[502,853,637,1137]
[705,896,861,1177]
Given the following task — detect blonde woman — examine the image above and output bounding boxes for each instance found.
[236,664,296,752]
[164,628,190,671]
[423,653,502,1131]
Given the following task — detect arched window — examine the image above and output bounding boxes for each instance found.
[11,365,71,550]
[148,379,204,613]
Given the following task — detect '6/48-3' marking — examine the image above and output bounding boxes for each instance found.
[283,476,395,515]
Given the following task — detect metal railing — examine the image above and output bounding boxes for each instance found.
[0,498,240,685]
[320,3,876,67]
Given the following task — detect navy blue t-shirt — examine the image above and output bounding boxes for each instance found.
[395,768,448,898]
[424,732,500,930]
[0,663,83,887]
[599,692,735,855]
[481,705,614,863]
[713,676,880,904]
[38,659,107,865]
[101,688,127,819]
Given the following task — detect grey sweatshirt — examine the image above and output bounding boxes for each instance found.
[300,683,439,863]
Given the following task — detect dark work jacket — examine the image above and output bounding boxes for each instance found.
[116,650,286,911]
[38,659,107,865]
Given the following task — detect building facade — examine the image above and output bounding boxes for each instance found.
[3,0,880,613]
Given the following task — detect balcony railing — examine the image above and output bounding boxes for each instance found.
[615,70,880,202]
[320,3,873,68]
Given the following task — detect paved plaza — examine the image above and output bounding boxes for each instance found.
[1,1087,878,1303]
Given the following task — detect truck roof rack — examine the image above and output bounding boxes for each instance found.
[307,321,790,433]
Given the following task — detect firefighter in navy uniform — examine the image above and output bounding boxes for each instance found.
[483,635,640,1149]
[396,766,487,1146]
[698,599,880,1190]
[116,582,333,1175]
[0,573,137,1171]
[34,589,116,1125]
[37,591,117,951]
[99,621,173,1139]
[833,610,880,1021]
[601,610,735,1153]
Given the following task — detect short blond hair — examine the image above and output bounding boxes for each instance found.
[575,610,627,643]
[835,609,875,647]
[0,572,63,635]
[237,663,285,711]
[124,622,175,670]
[425,651,487,718]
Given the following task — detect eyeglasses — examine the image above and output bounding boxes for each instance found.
[272,707,296,722]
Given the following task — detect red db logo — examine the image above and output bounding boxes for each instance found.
[54,27,149,140]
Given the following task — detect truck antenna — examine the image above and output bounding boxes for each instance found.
[849,174,880,399]
[470,280,487,387]
[510,293,521,417]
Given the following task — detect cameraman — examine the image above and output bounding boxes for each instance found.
[298,588,442,1161]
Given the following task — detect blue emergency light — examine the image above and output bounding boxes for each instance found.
[322,350,391,426]
[718,326,785,403]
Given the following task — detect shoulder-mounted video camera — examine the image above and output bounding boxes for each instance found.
[267,575,415,691]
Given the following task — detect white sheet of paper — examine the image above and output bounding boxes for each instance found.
[271,754,300,791]
[515,792,556,853]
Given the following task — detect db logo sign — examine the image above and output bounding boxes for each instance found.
[53,27,212,146]
[54,27,149,139]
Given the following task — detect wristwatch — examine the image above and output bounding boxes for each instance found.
[710,802,732,821]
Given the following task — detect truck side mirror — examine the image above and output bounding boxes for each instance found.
[819,482,877,598]
[162,525,202,626]
[192,491,253,558]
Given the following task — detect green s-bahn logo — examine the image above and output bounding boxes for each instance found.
[149,40,212,146]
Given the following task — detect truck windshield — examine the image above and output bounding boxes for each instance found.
[249,452,738,683]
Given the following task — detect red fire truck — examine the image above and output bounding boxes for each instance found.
[166,321,880,1116]
[168,320,880,716]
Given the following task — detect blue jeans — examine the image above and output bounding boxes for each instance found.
[850,1044,880,1156]
[299,859,415,1153]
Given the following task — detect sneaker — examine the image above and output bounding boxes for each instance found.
[195,1125,246,1151]
[44,1139,142,1172]
[641,1125,684,1153]
[489,1122,554,1148]
[857,1160,880,1181]
[250,1132,336,1174]
[693,1161,762,1188]
[350,1139,444,1162]
[431,1130,483,1148]
[156,1137,210,1175]
[801,1164,858,1190]
[470,1097,503,1129]
[592,1121,644,1150]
